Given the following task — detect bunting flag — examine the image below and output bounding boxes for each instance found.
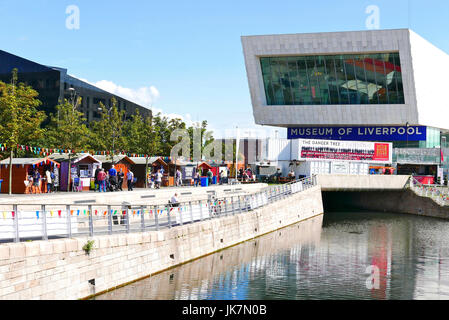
[1,141,172,161]
[12,211,15,219]
[70,210,74,216]
[36,211,40,219]
[114,210,118,215]
[77,210,80,216]
[104,211,107,216]
[137,210,140,216]
[95,210,98,216]
[83,210,86,216]
[133,210,136,216]
[58,210,62,218]
[50,211,54,217]
[2,212,6,219]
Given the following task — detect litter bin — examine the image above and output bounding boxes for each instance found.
[200,177,208,187]
[212,176,217,185]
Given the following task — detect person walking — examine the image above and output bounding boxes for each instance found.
[207,169,213,186]
[45,168,52,193]
[193,170,200,187]
[117,168,124,191]
[175,168,182,187]
[127,169,134,191]
[32,169,41,194]
[98,169,106,192]
[94,166,101,192]
[155,170,162,189]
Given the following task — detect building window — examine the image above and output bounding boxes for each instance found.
[260,52,404,106]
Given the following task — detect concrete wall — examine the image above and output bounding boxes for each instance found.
[323,189,449,220]
[316,174,410,191]
[95,214,323,300]
[0,186,323,300]
[241,29,419,127]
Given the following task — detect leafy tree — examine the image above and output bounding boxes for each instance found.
[124,110,161,187]
[0,69,46,194]
[187,120,214,161]
[153,113,186,156]
[45,97,91,191]
[90,97,126,163]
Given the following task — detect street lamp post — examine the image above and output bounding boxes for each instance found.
[66,88,80,192]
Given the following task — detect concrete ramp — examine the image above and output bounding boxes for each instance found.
[316,175,410,191]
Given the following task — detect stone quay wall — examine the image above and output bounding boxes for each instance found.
[0,186,323,300]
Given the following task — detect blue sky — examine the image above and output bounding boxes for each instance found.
[1,0,448,137]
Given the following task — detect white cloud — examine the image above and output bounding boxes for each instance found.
[74,77,196,126]
[93,80,160,109]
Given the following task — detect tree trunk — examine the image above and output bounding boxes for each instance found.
[145,156,149,188]
[8,148,13,195]
[67,154,72,192]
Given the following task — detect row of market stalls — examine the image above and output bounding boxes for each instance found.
[0,153,231,194]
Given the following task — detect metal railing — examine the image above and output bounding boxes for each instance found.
[409,176,449,207]
[0,176,317,243]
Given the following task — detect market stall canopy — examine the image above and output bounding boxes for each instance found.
[93,155,135,165]
[48,153,101,164]
[0,157,60,167]
[198,162,213,170]
[128,156,160,165]
[151,157,168,168]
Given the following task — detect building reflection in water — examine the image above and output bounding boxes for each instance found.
[95,215,323,300]
[95,211,449,300]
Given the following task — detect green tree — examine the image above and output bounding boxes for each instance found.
[90,97,127,163]
[0,69,46,194]
[153,113,186,156]
[187,120,214,161]
[124,110,161,187]
[45,97,91,191]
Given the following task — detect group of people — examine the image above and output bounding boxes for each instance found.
[26,168,57,194]
[238,167,256,182]
[94,165,135,192]
[147,169,163,189]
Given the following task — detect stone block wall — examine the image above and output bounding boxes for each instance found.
[0,186,323,300]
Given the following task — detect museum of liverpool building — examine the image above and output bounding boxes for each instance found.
[0,50,150,125]
[241,29,449,183]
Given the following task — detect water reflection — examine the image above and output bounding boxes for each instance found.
[95,211,449,300]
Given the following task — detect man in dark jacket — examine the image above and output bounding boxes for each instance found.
[94,167,101,192]
[117,168,124,191]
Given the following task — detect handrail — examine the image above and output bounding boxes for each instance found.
[409,175,449,207]
[0,176,318,243]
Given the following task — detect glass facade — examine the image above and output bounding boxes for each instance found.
[260,53,404,105]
